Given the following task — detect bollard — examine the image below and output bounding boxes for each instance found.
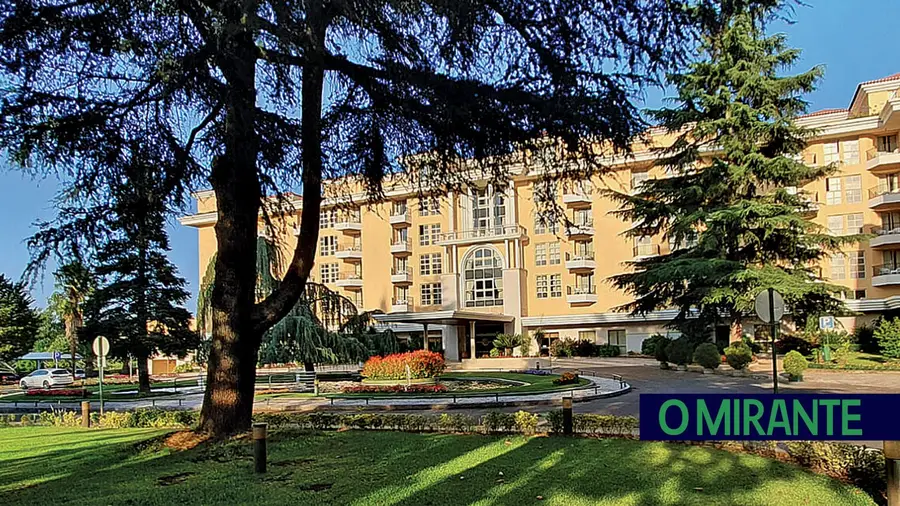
[253,423,268,473]
[81,401,90,428]
[562,396,573,435]
[886,441,900,506]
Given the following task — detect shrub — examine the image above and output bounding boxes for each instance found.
[25,389,88,397]
[774,334,815,356]
[361,351,445,380]
[438,413,476,433]
[545,410,564,434]
[519,334,533,357]
[665,338,693,366]
[573,339,598,357]
[481,412,516,433]
[595,344,620,357]
[641,334,666,356]
[489,348,500,357]
[514,411,539,435]
[550,338,576,357]
[783,441,885,502]
[653,337,672,363]
[874,317,900,359]
[741,334,763,354]
[724,341,753,370]
[552,372,579,385]
[692,343,720,369]
[853,325,880,354]
[341,384,448,394]
[573,414,639,435]
[492,333,523,356]
[783,350,808,380]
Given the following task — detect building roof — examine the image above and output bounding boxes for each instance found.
[859,72,900,86]
[19,352,82,361]
[796,108,846,119]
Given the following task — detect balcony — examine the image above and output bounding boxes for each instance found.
[633,243,661,259]
[436,224,527,246]
[391,267,413,284]
[335,272,363,289]
[335,244,363,261]
[566,285,597,305]
[335,216,362,233]
[562,191,592,207]
[868,187,900,210]
[872,264,900,287]
[391,297,413,313]
[564,252,596,271]
[390,240,412,255]
[565,220,595,238]
[871,227,900,249]
[865,148,900,174]
[389,211,411,226]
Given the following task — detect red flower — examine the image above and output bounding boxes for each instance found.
[361,351,445,380]
[25,389,89,397]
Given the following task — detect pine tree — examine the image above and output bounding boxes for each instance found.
[608,9,855,341]
[88,160,198,393]
[0,274,38,363]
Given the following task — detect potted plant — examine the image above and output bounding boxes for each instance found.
[783,350,808,382]
[693,343,720,374]
[724,341,753,376]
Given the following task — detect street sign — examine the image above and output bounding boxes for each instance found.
[754,289,785,323]
[819,316,835,330]
[92,336,110,357]
[53,351,61,361]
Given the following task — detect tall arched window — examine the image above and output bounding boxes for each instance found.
[464,247,504,307]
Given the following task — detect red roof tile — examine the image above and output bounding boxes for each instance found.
[860,72,900,86]
[796,108,846,119]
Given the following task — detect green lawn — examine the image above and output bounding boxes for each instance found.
[809,351,900,371]
[0,427,873,505]
[0,382,185,402]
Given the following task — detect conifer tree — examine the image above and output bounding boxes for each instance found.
[608,9,854,341]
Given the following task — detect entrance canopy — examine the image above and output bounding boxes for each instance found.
[19,352,83,361]
[374,309,513,327]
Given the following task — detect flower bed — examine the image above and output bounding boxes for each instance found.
[361,351,445,380]
[25,389,88,397]
[552,372,579,385]
[342,384,448,394]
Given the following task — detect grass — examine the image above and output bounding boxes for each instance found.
[0,427,873,506]
[0,382,186,402]
[808,351,900,371]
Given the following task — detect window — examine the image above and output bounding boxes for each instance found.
[578,330,596,342]
[393,227,408,244]
[394,286,410,304]
[550,274,562,298]
[319,236,336,256]
[419,224,440,246]
[419,253,443,275]
[573,209,592,227]
[535,243,548,266]
[841,140,860,164]
[634,236,654,257]
[830,253,846,280]
[464,247,504,307]
[631,171,650,192]
[823,142,839,164]
[472,186,508,230]
[826,177,842,205]
[847,213,863,234]
[849,251,865,279]
[574,273,594,293]
[421,283,442,306]
[320,263,339,284]
[549,243,561,265]
[392,200,408,216]
[878,135,898,153]
[353,291,364,309]
[845,175,862,204]
[534,214,558,234]
[536,274,548,298]
[608,330,626,354]
[320,209,335,229]
[394,257,409,274]
[574,241,594,258]
[827,215,844,235]
[418,196,440,216]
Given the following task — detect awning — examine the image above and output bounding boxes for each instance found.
[374,310,513,327]
[19,352,83,361]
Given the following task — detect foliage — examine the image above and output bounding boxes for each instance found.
[775,334,816,356]
[783,350,808,379]
[480,412,516,434]
[742,334,763,354]
[489,348,501,358]
[692,343,721,369]
[492,333,522,357]
[0,274,39,362]
[514,411,539,435]
[549,338,575,358]
[596,344,621,357]
[519,333,533,357]
[654,337,672,363]
[606,7,850,336]
[852,325,880,355]
[341,384,447,394]
[54,261,95,374]
[552,372,580,385]
[873,318,900,359]
[665,338,694,366]
[642,334,668,357]
[572,414,640,436]
[724,342,753,370]
[361,351,445,380]
[784,441,886,503]
[437,414,477,433]
[26,389,88,397]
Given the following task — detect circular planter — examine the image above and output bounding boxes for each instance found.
[361,377,436,386]
[675,364,688,372]
[658,361,669,370]
[702,368,715,375]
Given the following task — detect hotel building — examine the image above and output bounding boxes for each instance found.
[181,74,900,360]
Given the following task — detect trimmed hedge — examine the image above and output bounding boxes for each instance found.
[665,338,694,366]
[783,350,808,380]
[724,341,753,370]
[692,343,720,369]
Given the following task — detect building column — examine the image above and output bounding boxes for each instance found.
[469,320,476,359]
[423,323,430,351]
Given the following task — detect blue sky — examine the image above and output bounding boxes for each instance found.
[1,0,898,312]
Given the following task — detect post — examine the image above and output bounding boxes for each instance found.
[253,423,268,473]
[173,377,178,394]
[81,401,90,428]
[886,441,900,506]
[562,396,573,435]
[423,323,430,351]
[768,287,779,394]
[98,356,105,415]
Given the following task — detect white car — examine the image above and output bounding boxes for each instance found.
[19,369,75,390]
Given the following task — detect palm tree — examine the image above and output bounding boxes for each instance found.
[198,236,397,371]
[54,261,94,375]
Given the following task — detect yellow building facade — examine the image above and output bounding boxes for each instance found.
[181,74,900,360]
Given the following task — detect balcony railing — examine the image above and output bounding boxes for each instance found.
[436,224,526,245]
[633,244,661,258]
[567,285,597,295]
[874,264,900,276]
[868,186,900,199]
[565,252,595,261]
[391,296,414,312]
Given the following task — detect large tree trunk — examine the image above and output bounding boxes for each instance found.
[136,353,151,394]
